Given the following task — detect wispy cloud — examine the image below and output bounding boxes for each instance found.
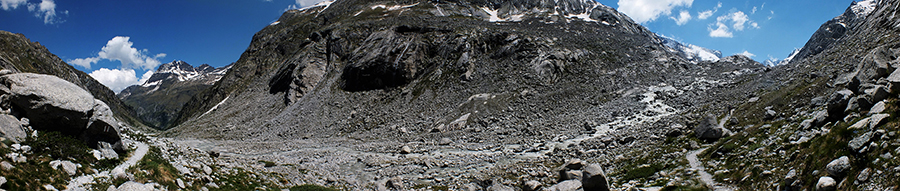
[670,10,692,25]
[708,10,758,38]
[1,0,65,24]
[697,2,721,20]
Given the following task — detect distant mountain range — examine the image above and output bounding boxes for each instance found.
[118,60,230,129]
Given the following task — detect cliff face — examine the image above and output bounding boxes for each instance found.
[0,31,141,125]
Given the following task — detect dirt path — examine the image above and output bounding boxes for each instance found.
[686,147,734,191]
[65,142,149,190]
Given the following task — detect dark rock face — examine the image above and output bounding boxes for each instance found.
[118,61,230,129]
[0,73,123,151]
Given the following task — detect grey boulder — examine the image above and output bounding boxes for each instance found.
[825,156,851,178]
[0,114,27,142]
[581,164,610,191]
[0,73,123,151]
[816,176,836,191]
[694,116,726,140]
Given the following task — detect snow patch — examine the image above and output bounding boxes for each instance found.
[371,3,419,11]
[852,0,878,17]
[298,1,334,12]
[200,96,229,118]
[269,21,280,26]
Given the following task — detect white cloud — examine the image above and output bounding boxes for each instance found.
[617,0,693,24]
[708,22,732,37]
[708,10,758,37]
[728,11,749,30]
[88,68,141,93]
[697,2,721,20]
[84,36,165,70]
[0,0,27,10]
[737,50,755,58]
[68,57,99,69]
[2,0,64,24]
[670,10,691,25]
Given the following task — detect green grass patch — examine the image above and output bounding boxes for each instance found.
[288,184,338,191]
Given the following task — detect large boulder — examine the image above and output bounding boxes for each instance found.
[581,164,610,191]
[888,68,900,92]
[826,89,854,118]
[0,73,123,151]
[694,116,725,140]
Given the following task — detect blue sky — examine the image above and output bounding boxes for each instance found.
[0,0,860,92]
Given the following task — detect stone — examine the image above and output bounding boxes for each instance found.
[869,101,886,114]
[784,169,800,191]
[96,141,120,160]
[888,68,900,92]
[523,180,543,191]
[175,178,186,188]
[0,114,26,142]
[0,161,13,170]
[560,170,582,181]
[845,96,860,112]
[50,160,78,176]
[581,164,610,191]
[834,73,860,91]
[810,96,827,106]
[115,181,155,191]
[446,113,471,131]
[857,168,872,182]
[386,177,403,190]
[826,156,851,178]
[765,109,777,120]
[0,73,123,151]
[826,89,853,117]
[438,138,453,145]
[0,176,5,187]
[563,159,585,170]
[849,132,873,152]
[868,114,889,129]
[816,176,836,191]
[202,164,213,175]
[849,117,871,129]
[800,119,815,130]
[694,116,725,140]
[488,182,515,191]
[0,70,14,76]
[863,85,890,103]
[111,167,129,180]
[813,110,829,126]
[6,152,26,163]
[548,180,582,191]
[399,145,412,154]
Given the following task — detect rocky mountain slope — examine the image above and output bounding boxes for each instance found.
[790,0,879,63]
[119,60,230,129]
[0,31,141,125]
[158,0,773,189]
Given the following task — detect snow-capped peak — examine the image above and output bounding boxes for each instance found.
[763,48,802,66]
[658,34,722,62]
[851,0,878,17]
[140,61,230,87]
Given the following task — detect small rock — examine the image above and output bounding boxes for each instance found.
[203,165,213,175]
[50,160,78,176]
[439,138,453,145]
[43,184,58,191]
[868,114,890,129]
[0,161,13,170]
[548,180,582,191]
[849,117,871,129]
[399,145,412,154]
[765,109,777,119]
[869,101,886,114]
[117,181,154,191]
[177,178,186,189]
[826,156,851,178]
[6,152,26,163]
[523,180,543,191]
[864,85,890,103]
[488,182,515,191]
[857,168,872,182]
[0,69,14,76]
[816,176,836,191]
[0,176,6,187]
[111,167,129,180]
[386,177,403,190]
[849,132,874,152]
[826,89,854,117]
[208,151,220,158]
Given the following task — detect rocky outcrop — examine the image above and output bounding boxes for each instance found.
[791,0,877,62]
[0,73,123,151]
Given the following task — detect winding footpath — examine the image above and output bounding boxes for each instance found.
[686,147,734,191]
[65,142,150,190]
